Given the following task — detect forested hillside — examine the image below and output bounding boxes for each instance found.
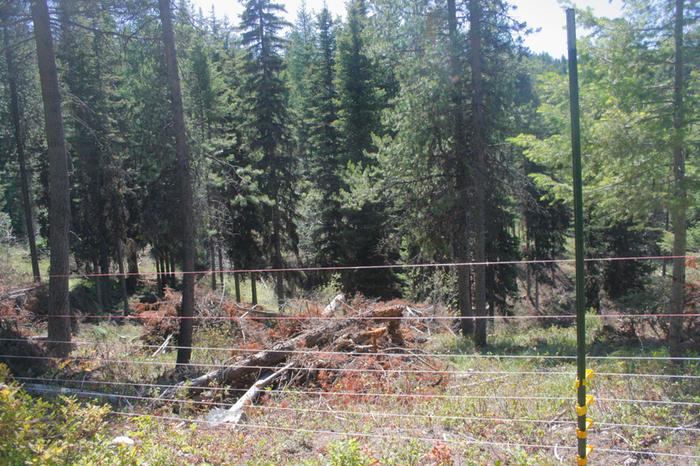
[1,0,697,345]
[2,0,697,348]
[0,0,698,463]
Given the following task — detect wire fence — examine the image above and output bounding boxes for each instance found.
[1,253,699,463]
[2,337,700,361]
[15,253,698,279]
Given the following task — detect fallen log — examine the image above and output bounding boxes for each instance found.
[204,362,293,427]
[151,333,173,357]
[160,304,404,399]
[0,285,40,302]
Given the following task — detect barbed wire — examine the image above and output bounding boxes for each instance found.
[13,377,700,407]
[12,383,698,458]
[2,354,699,379]
[17,384,700,434]
[2,337,699,362]
[100,411,700,460]
[26,253,700,279]
[3,312,698,321]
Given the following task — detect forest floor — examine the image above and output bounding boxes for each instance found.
[1,280,699,465]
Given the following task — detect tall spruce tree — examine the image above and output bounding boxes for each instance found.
[335,0,397,296]
[1,3,41,283]
[306,6,344,267]
[287,2,316,173]
[239,0,296,308]
[58,0,129,310]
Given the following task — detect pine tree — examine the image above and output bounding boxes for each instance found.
[1,3,41,283]
[287,2,316,172]
[31,0,72,355]
[58,0,129,310]
[239,0,296,308]
[334,0,397,296]
[159,0,197,365]
[306,6,344,267]
[336,0,379,165]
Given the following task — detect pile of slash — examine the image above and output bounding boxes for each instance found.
[153,295,452,424]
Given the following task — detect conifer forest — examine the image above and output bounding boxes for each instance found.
[0,0,698,464]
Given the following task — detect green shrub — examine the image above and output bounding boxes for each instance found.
[325,439,374,466]
[0,364,134,465]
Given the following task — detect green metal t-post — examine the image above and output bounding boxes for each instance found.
[566,8,588,463]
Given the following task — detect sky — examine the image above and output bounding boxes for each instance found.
[191,0,624,57]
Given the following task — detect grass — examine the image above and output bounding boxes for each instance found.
[8,312,697,465]
[3,258,699,464]
[0,243,49,290]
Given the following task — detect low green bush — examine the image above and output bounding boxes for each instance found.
[0,364,135,466]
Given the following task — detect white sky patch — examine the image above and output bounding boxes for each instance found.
[190,0,623,57]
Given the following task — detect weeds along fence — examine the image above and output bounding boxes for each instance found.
[1,254,699,464]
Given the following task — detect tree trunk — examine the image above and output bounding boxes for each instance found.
[272,203,284,310]
[31,0,71,356]
[251,272,258,305]
[93,257,103,311]
[155,254,163,296]
[126,242,139,294]
[3,23,41,283]
[662,210,669,277]
[99,252,110,307]
[669,0,686,359]
[210,240,217,290]
[234,271,241,303]
[218,245,225,286]
[526,264,532,302]
[117,242,129,316]
[469,0,488,349]
[163,251,170,284]
[447,0,473,337]
[159,0,196,366]
[159,254,166,294]
[169,253,176,287]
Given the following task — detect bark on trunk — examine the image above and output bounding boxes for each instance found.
[31,0,71,356]
[447,0,473,337]
[159,0,196,366]
[469,0,488,349]
[272,203,284,310]
[99,253,110,308]
[117,242,129,316]
[155,255,163,296]
[234,265,241,303]
[3,23,41,283]
[126,243,139,294]
[251,272,258,305]
[218,245,224,286]
[163,252,170,285]
[209,240,217,290]
[158,254,166,295]
[669,0,686,359]
[169,253,176,287]
[93,257,103,311]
